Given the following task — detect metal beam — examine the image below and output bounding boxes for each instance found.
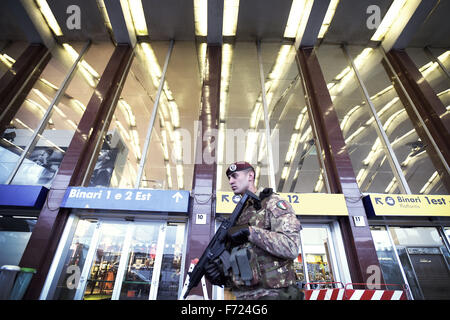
[296,0,330,48]
[104,0,137,46]
[9,0,55,48]
[390,0,438,50]
[207,0,224,44]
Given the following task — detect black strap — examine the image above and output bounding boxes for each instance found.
[253,188,273,210]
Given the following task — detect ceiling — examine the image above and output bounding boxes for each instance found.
[0,0,449,47]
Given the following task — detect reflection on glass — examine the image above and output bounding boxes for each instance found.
[52,219,96,300]
[157,223,185,300]
[350,46,445,194]
[217,42,268,191]
[445,227,450,245]
[369,226,405,289]
[83,223,127,300]
[0,216,36,267]
[260,43,321,193]
[1,42,114,188]
[87,43,161,188]
[143,41,201,191]
[87,41,201,190]
[301,227,335,287]
[119,223,160,300]
[316,45,399,194]
[0,42,29,80]
[0,45,71,185]
[406,48,450,108]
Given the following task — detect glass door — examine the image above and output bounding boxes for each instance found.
[75,220,129,300]
[114,222,162,300]
[297,225,342,288]
[49,217,186,300]
[156,222,186,300]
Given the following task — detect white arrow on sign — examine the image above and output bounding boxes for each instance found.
[172,192,183,203]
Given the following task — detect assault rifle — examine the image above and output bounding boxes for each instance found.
[181,189,260,299]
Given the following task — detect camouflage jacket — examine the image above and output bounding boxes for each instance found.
[227,188,302,299]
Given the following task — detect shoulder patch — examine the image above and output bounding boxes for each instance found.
[276,200,288,210]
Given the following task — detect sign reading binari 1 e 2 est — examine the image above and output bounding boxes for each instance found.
[61,187,190,213]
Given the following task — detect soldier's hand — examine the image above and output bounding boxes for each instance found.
[227,225,250,245]
[205,260,225,286]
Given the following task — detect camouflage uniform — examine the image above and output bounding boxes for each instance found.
[226,188,302,300]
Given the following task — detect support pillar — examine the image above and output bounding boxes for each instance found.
[296,47,384,285]
[184,45,221,298]
[382,49,450,192]
[20,44,134,299]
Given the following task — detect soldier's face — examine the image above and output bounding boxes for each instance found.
[228,170,253,195]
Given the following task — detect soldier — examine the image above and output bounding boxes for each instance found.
[205,161,303,300]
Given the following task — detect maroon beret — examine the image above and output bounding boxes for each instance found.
[226,161,254,177]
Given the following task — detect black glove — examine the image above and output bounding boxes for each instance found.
[227,225,250,246]
[204,259,225,286]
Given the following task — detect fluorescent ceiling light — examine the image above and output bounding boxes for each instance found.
[220,44,233,121]
[438,50,450,62]
[96,0,112,33]
[371,0,407,41]
[223,0,240,36]
[194,0,208,36]
[284,0,306,38]
[0,54,15,68]
[318,0,339,39]
[284,0,314,43]
[36,0,63,36]
[128,0,148,36]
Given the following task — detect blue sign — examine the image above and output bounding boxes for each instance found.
[0,185,49,209]
[61,187,190,213]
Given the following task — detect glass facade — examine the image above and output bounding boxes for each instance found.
[0,37,447,198]
[316,45,399,194]
[216,42,321,193]
[0,42,114,188]
[84,41,201,190]
[406,48,450,110]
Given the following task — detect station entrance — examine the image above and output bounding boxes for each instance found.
[42,216,186,300]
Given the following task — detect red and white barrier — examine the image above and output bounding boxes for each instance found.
[304,288,345,300]
[304,282,345,300]
[344,289,406,300]
[343,283,408,300]
[303,282,409,300]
